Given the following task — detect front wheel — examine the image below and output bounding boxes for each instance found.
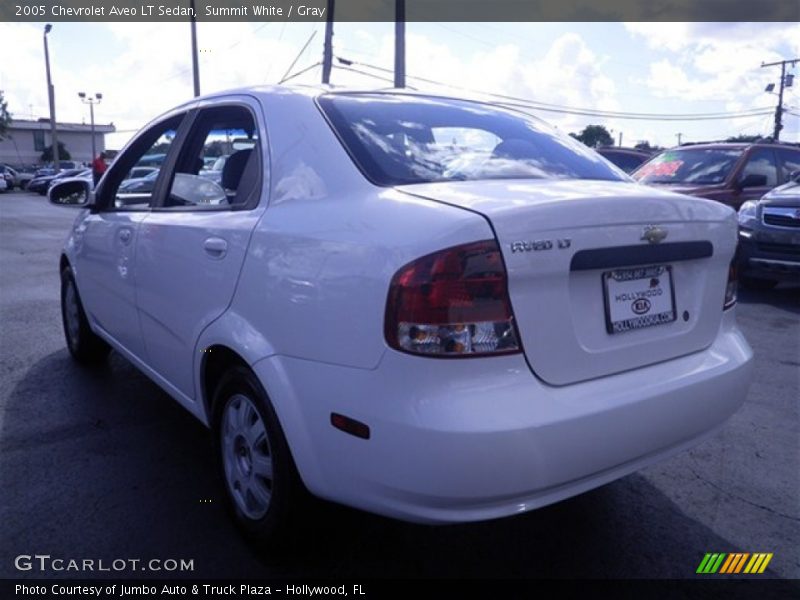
[213,366,305,547]
[60,268,110,365]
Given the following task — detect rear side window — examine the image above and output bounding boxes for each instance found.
[775,147,800,182]
[318,94,625,186]
[740,148,778,187]
[164,105,260,209]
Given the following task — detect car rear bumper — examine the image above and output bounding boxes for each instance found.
[254,309,753,524]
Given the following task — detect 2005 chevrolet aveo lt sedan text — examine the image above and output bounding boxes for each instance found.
[49,87,754,542]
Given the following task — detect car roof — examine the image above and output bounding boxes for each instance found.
[597,147,651,155]
[166,84,552,117]
[668,142,800,151]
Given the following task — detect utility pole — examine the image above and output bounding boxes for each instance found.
[394,0,406,88]
[189,0,200,97]
[618,131,623,147]
[761,58,799,141]
[676,132,682,146]
[322,0,335,84]
[43,24,59,170]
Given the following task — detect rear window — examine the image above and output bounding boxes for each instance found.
[318,94,626,186]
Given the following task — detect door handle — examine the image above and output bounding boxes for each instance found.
[118,229,132,244]
[203,237,228,258]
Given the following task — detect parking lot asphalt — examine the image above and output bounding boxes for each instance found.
[0,191,798,580]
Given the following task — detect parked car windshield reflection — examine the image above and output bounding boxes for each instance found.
[633,148,742,185]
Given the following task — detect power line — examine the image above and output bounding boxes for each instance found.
[279,30,318,84]
[335,55,776,121]
[333,64,419,89]
[279,61,322,85]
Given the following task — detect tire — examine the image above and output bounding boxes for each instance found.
[60,267,111,365]
[212,366,306,548]
[740,276,778,291]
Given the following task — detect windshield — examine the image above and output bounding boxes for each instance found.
[633,148,743,185]
[318,94,626,186]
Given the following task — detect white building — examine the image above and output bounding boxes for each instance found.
[0,118,115,167]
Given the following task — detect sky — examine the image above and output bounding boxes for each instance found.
[1,21,798,151]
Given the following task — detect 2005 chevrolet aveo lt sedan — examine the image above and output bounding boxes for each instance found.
[50,87,754,542]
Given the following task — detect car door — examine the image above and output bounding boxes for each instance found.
[73,110,190,360]
[134,97,267,401]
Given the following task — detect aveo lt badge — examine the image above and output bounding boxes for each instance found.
[510,239,571,253]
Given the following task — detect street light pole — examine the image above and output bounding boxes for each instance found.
[43,24,60,170]
[78,92,102,162]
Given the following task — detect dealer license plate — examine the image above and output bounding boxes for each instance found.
[603,265,676,334]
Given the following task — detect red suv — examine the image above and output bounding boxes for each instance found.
[632,142,800,210]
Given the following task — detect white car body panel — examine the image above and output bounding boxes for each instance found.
[75,211,149,359]
[135,208,263,399]
[253,309,752,523]
[56,86,754,524]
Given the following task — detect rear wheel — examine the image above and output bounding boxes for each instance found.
[213,366,305,547]
[60,268,110,365]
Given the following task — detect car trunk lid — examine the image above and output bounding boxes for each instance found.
[396,179,737,385]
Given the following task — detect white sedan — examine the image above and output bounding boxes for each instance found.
[49,87,753,543]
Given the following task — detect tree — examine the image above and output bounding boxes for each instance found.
[725,134,764,143]
[41,142,71,163]
[0,91,11,141]
[635,141,660,152]
[572,125,614,148]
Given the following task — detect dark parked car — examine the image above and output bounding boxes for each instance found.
[29,168,87,195]
[597,147,652,173]
[48,168,92,190]
[633,142,800,210]
[26,169,58,194]
[737,176,800,289]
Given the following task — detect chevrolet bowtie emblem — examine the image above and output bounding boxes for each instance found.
[641,225,668,244]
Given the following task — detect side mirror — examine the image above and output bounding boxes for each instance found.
[737,173,768,189]
[49,179,92,207]
[790,169,800,183]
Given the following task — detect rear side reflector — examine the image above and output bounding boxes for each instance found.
[331,413,370,440]
[384,240,520,357]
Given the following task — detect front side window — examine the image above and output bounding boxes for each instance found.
[633,148,742,185]
[318,94,625,186]
[163,105,260,209]
[101,114,184,210]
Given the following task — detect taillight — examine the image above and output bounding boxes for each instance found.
[724,260,737,310]
[384,240,520,357]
